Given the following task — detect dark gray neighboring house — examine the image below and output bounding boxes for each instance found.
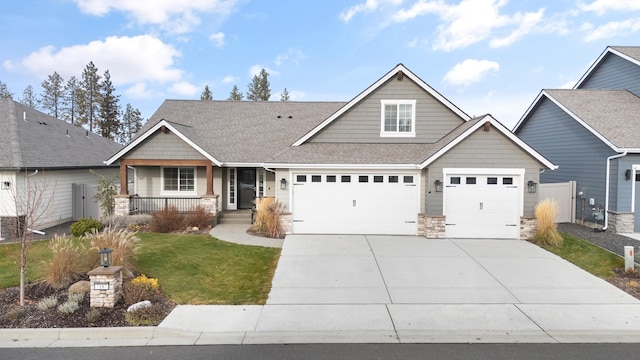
[0,99,123,240]
[514,46,640,233]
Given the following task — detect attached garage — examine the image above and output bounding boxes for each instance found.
[291,172,420,235]
[443,169,524,239]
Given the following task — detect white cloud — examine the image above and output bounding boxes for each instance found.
[124,82,152,99]
[221,75,237,84]
[73,0,238,34]
[578,0,640,15]
[274,48,306,66]
[490,8,544,48]
[443,59,500,87]
[249,65,278,78]
[19,35,183,85]
[209,32,225,47]
[169,81,199,96]
[288,90,306,101]
[583,17,640,41]
[340,0,402,22]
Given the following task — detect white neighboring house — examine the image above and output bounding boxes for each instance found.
[0,99,123,240]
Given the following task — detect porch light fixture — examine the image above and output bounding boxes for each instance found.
[99,248,112,268]
[1,181,10,190]
[527,180,537,193]
[626,169,632,180]
[434,179,442,192]
[280,178,287,190]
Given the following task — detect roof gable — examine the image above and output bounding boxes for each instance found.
[292,64,470,146]
[575,46,640,89]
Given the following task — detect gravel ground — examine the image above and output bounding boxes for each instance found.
[558,222,640,259]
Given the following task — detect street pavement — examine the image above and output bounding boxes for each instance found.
[2,226,640,347]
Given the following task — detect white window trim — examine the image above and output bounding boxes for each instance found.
[380,99,416,138]
[227,168,237,210]
[160,167,197,197]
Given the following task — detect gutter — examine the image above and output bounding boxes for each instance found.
[602,150,628,231]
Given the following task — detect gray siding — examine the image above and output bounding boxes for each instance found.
[516,98,618,223]
[135,166,208,197]
[614,155,640,212]
[310,77,464,143]
[126,131,206,160]
[580,53,640,97]
[427,127,543,217]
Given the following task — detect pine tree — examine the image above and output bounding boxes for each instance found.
[78,61,101,132]
[280,88,290,101]
[62,76,81,125]
[247,69,271,101]
[39,72,65,118]
[200,85,213,100]
[227,84,243,101]
[0,81,13,99]
[119,103,143,144]
[20,85,38,109]
[98,70,120,140]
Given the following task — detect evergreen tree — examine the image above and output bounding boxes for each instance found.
[247,69,271,101]
[200,85,213,100]
[78,61,101,132]
[280,88,290,101]
[19,85,38,109]
[118,103,143,144]
[62,76,81,125]
[0,81,13,99]
[39,72,65,118]
[98,70,120,140]
[227,84,243,101]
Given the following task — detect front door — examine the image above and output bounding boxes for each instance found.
[237,168,256,209]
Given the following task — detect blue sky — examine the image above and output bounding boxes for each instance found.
[2,0,640,129]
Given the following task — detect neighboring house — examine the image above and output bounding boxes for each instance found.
[106,64,556,239]
[514,46,640,233]
[0,99,123,240]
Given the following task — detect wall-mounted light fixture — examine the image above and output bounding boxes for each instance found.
[527,180,537,193]
[1,181,10,190]
[434,179,442,192]
[280,178,287,190]
[626,169,632,180]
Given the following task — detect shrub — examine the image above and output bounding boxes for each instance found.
[250,197,284,238]
[183,205,214,229]
[86,308,102,323]
[45,235,87,288]
[149,206,183,233]
[103,214,152,230]
[57,299,80,314]
[125,304,166,326]
[36,296,58,311]
[85,227,141,274]
[68,292,84,303]
[70,218,104,237]
[123,274,160,306]
[534,198,563,246]
[4,307,25,321]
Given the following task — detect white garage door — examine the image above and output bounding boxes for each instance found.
[444,173,522,239]
[291,173,419,235]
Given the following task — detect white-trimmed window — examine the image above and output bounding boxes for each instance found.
[162,167,196,195]
[380,100,416,137]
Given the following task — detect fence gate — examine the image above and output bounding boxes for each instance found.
[539,181,576,223]
[72,184,101,221]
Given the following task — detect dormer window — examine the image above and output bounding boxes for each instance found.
[380,100,416,137]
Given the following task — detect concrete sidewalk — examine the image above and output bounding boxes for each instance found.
[2,235,640,347]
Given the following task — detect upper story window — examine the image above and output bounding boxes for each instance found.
[162,167,196,195]
[380,100,416,137]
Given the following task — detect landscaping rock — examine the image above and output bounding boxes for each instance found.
[127,300,152,313]
[68,280,90,294]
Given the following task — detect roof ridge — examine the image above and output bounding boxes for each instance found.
[7,100,23,168]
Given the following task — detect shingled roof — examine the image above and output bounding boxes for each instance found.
[610,46,640,63]
[0,99,123,170]
[543,89,640,150]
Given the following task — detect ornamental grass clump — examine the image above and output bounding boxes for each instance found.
[45,235,87,288]
[86,227,141,274]
[250,197,284,238]
[36,296,58,311]
[534,198,563,247]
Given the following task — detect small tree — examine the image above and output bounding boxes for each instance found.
[91,169,118,218]
[280,88,290,101]
[247,68,271,101]
[20,85,38,109]
[227,84,243,101]
[200,85,213,100]
[0,80,14,99]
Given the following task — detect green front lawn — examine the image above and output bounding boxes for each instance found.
[542,233,624,279]
[0,240,53,288]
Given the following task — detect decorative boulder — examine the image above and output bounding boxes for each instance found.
[127,300,152,313]
[68,280,90,294]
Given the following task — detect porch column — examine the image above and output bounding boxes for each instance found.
[119,163,128,195]
[206,165,214,195]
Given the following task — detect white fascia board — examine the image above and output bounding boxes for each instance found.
[105,120,222,166]
[575,47,640,89]
[262,163,420,170]
[291,64,470,146]
[222,162,263,168]
[542,91,621,153]
[420,115,558,170]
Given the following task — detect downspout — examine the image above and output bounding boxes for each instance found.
[603,150,627,231]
